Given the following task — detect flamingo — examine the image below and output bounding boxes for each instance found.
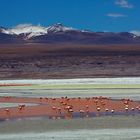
[124,100,128,105]
[63,102,67,106]
[105,108,109,112]
[136,106,140,113]
[101,101,105,106]
[131,107,135,116]
[65,109,73,119]
[86,105,89,109]
[97,107,101,112]
[58,108,61,111]
[18,106,22,112]
[52,106,56,110]
[99,96,103,100]
[18,104,25,110]
[125,107,129,115]
[105,108,109,115]
[52,98,56,101]
[125,104,129,107]
[96,107,101,116]
[86,109,89,117]
[4,96,11,101]
[136,106,139,110]
[59,100,63,104]
[94,99,98,105]
[52,106,57,118]
[5,109,10,113]
[5,108,10,117]
[65,105,72,110]
[79,109,84,118]
[131,107,135,111]
[57,108,62,117]
[111,109,115,114]
[125,107,128,111]
[21,104,25,108]
[79,109,84,113]
[86,97,90,101]
[68,109,73,113]
[65,96,68,99]
[39,97,43,102]
[78,97,81,100]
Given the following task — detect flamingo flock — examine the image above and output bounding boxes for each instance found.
[0,96,139,121]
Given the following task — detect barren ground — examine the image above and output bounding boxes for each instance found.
[0,43,140,79]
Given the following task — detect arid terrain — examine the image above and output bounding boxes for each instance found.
[0,43,140,79]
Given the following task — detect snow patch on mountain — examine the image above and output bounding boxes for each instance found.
[47,23,76,33]
[2,23,77,39]
[1,28,14,35]
[130,30,140,37]
[9,24,48,35]
[7,24,48,39]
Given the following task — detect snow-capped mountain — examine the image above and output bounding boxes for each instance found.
[0,26,24,43]
[47,23,77,33]
[7,24,48,39]
[130,31,140,37]
[0,23,140,44]
[2,23,77,39]
[0,27,14,35]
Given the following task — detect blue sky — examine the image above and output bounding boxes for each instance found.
[0,0,139,32]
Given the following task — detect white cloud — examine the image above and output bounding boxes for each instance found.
[115,0,133,8]
[130,30,140,36]
[107,13,126,17]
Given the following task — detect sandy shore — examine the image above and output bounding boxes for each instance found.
[0,115,140,133]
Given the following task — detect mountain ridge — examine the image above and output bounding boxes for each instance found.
[0,23,140,44]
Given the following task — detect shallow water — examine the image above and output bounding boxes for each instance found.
[0,78,140,100]
[0,103,38,108]
[0,129,140,140]
[0,88,140,100]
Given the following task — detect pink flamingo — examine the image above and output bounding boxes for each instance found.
[97,107,101,112]
[131,107,135,111]
[125,107,129,115]
[111,109,115,115]
[5,108,10,113]
[86,105,89,109]
[79,109,85,118]
[5,108,10,118]
[86,109,89,117]
[105,108,109,112]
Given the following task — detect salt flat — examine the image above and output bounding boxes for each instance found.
[1,77,140,85]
